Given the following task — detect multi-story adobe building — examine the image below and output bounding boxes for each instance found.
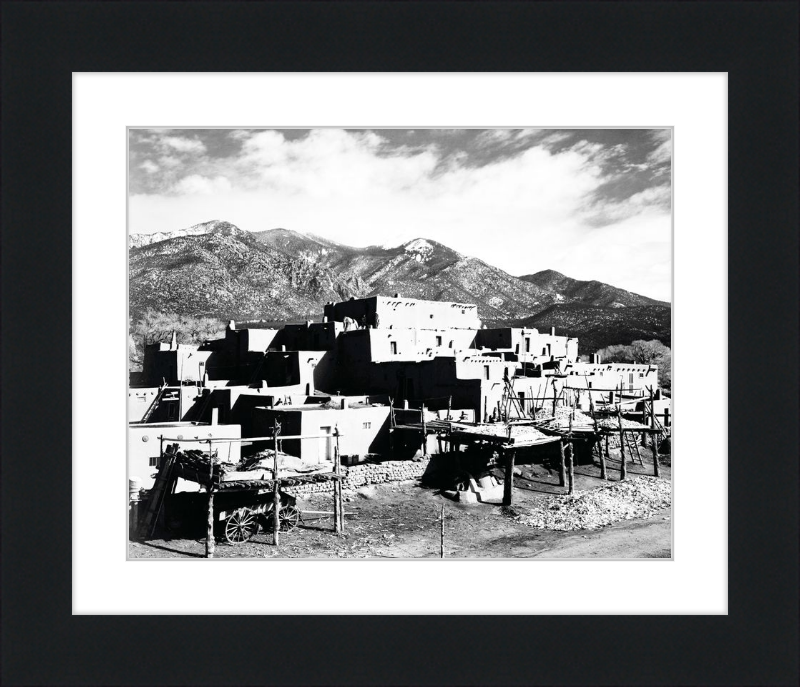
[129,295,663,476]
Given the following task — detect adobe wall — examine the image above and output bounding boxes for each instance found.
[128,422,242,490]
[284,459,430,496]
[325,296,481,330]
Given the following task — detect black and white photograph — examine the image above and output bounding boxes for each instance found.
[127,127,673,559]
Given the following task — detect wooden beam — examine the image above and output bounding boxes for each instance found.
[618,408,627,481]
[567,416,575,495]
[502,449,515,506]
[272,421,280,546]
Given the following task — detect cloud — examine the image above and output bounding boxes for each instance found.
[161,136,206,154]
[139,160,159,174]
[172,175,232,195]
[129,128,672,300]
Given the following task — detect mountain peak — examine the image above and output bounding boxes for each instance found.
[129,220,245,249]
[526,269,567,282]
[403,238,435,253]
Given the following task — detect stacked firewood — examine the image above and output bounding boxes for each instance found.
[172,449,227,486]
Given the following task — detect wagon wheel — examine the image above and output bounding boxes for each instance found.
[279,504,300,532]
[224,507,259,544]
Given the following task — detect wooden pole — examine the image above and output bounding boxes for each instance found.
[589,397,606,480]
[440,503,445,558]
[649,388,656,429]
[206,438,215,558]
[447,395,452,421]
[272,420,281,546]
[334,426,343,534]
[618,407,627,480]
[558,440,567,487]
[421,404,428,457]
[502,449,515,506]
[552,382,558,416]
[652,430,661,477]
[567,417,575,495]
[206,489,215,558]
[648,389,661,478]
[599,434,608,480]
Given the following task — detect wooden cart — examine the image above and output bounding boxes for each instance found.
[213,487,300,544]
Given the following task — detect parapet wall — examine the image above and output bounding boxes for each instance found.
[285,459,430,495]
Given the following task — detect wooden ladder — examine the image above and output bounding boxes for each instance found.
[624,427,644,465]
[502,374,526,420]
[136,445,179,540]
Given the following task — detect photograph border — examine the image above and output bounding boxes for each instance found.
[3,2,798,685]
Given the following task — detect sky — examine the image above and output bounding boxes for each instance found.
[128,128,672,301]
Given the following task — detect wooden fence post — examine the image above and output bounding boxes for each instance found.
[618,407,627,480]
[334,426,343,534]
[558,440,567,487]
[589,397,607,480]
[502,449,515,506]
[421,404,428,457]
[599,435,608,480]
[206,438,215,558]
[567,417,575,495]
[206,490,215,558]
[652,431,661,478]
[440,504,445,558]
[272,420,281,546]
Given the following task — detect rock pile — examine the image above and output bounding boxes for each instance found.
[511,476,671,531]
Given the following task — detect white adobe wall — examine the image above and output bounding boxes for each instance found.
[128,422,242,490]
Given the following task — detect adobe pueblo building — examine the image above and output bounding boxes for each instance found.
[129,295,667,491]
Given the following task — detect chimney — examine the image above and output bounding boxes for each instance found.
[340,398,347,410]
[170,330,177,350]
[394,293,401,298]
[550,326,556,336]
[228,320,236,331]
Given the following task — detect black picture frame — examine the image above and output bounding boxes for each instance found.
[2,2,797,685]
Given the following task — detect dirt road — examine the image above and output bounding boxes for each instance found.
[129,457,671,560]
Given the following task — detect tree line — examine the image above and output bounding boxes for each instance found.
[129,310,226,371]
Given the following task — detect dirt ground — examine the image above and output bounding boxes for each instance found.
[129,452,672,560]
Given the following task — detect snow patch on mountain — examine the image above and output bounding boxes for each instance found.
[404,238,434,254]
[129,220,239,249]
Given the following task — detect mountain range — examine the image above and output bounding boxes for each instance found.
[128,220,670,351]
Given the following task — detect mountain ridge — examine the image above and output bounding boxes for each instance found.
[129,221,670,351]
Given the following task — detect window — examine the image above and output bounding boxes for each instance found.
[363,422,372,429]
[525,338,530,353]
[436,336,442,346]
[390,341,397,355]
[149,456,158,467]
